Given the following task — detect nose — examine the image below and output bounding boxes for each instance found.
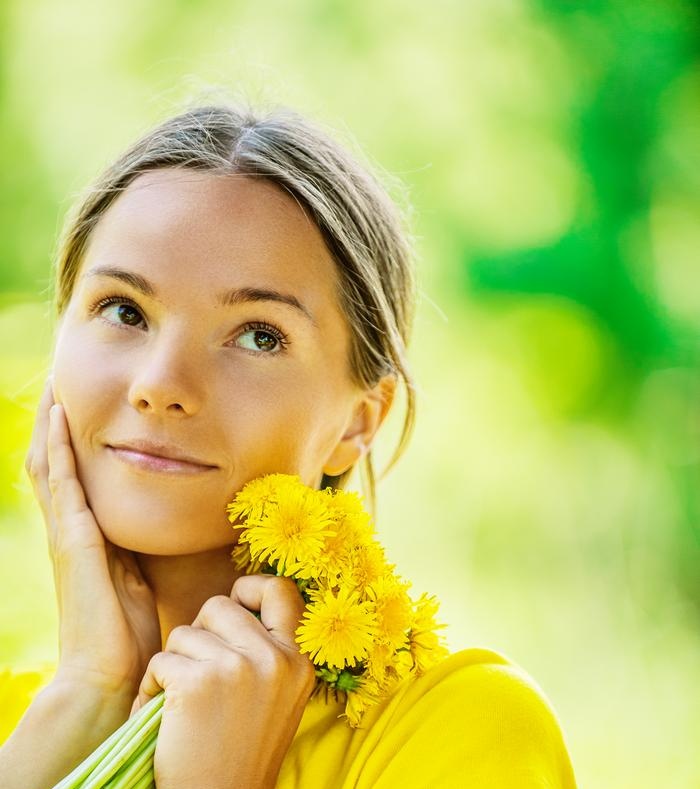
[127,328,204,417]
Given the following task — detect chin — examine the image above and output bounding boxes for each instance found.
[87,501,235,556]
[104,525,235,556]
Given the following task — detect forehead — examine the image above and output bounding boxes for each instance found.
[80,168,340,310]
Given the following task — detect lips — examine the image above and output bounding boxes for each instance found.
[107,439,217,468]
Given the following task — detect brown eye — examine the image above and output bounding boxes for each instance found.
[234,321,289,354]
[92,295,146,328]
[111,304,142,326]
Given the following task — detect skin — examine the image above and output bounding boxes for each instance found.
[40,168,396,786]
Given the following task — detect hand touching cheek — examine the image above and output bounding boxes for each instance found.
[131,575,317,789]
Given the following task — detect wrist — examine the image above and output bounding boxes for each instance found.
[54,663,139,702]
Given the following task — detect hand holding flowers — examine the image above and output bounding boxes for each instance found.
[129,574,316,789]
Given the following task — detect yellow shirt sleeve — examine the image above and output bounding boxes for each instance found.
[0,663,56,747]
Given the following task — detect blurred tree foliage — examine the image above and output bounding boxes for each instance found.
[463,1,700,613]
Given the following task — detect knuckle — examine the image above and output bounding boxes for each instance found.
[259,647,286,677]
[204,654,245,686]
[201,594,230,617]
[278,575,302,596]
[47,473,61,496]
[221,652,247,678]
[164,624,190,651]
[146,651,166,673]
[26,456,46,481]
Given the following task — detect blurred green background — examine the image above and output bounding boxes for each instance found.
[1,0,699,786]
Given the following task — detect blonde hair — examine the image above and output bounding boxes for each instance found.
[52,103,417,516]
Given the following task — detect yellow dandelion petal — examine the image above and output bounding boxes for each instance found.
[346,539,393,591]
[342,673,384,728]
[324,489,373,527]
[391,649,414,681]
[226,473,302,526]
[364,639,413,694]
[364,639,395,684]
[243,484,336,575]
[303,516,358,583]
[295,586,379,669]
[408,592,451,674]
[365,574,413,652]
[230,541,266,575]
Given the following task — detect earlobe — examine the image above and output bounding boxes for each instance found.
[322,374,397,477]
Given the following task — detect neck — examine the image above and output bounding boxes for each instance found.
[136,544,245,648]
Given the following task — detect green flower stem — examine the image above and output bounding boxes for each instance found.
[130,767,155,789]
[50,716,132,789]
[121,750,154,789]
[80,693,163,789]
[51,692,164,789]
[101,724,158,789]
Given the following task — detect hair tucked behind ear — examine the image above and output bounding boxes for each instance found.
[53,101,418,519]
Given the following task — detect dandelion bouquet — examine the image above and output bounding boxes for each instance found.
[51,474,450,788]
[227,474,450,726]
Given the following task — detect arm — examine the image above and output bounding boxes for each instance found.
[0,674,136,789]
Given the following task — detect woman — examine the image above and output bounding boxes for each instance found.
[0,103,577,787]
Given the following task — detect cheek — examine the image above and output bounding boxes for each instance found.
[222,369,342,481]
[51,325,123,444]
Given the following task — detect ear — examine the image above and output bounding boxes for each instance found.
[322,374,397,477]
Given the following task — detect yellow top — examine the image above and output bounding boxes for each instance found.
[0,648,577,787]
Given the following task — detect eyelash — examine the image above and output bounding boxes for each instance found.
[88,293,290,354]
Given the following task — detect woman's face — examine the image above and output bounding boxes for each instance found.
[52,168,370,555]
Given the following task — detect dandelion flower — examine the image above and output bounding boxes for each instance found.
[408,592,451,674]
[295,585,379,669]
[303,513,365,583]
[230,541,266,575]
[341,672,384,728]
[226,473,300,526]
[365,574,413,652]
[346,539,392,591]
[243,484,336,577]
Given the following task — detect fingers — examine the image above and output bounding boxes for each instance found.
[135,651,186,707]
[24,375,55,525]
[46,403,101,553]
[190,595,271,652]
[132,577,315,712]
[189,576,309,657]
[228,575,308,655]
[166,622,255,666]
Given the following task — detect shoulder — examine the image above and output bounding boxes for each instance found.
[359,647,577,788]
[0,662,56,747]
[399,647,565,734]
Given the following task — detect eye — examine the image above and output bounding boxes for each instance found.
[234,322,289,355]
[90,294,146,329]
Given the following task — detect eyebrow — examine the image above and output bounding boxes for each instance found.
[84,265,317,327]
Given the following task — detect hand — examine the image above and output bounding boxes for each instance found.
[24,374,161,697]
[131,574,317,789]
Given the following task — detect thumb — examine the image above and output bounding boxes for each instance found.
[129,695,142,718]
